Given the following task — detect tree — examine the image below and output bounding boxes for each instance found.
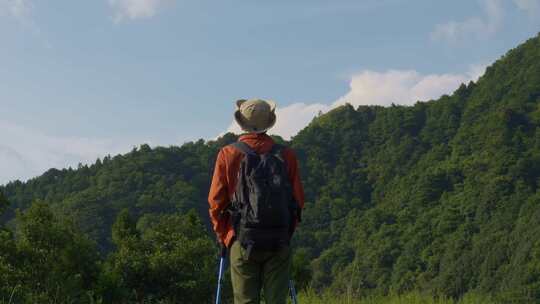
[104,210,216,303]
[1,202,100,303]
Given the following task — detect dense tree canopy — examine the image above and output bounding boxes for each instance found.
[1,33,540,303]
[0,202,100,303]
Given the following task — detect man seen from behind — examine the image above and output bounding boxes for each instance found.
[208,99,305,304]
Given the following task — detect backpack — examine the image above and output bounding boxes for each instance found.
[229,141,298,253]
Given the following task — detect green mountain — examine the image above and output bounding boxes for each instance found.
[2,33,540,303]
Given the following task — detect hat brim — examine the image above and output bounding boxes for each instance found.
[234,110,276,133]
[236,99,247,108]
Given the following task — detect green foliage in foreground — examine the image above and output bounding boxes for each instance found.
[297,290,496,304]
[0,203,217,303]
[101,209,215,303]
[0,202,99,303]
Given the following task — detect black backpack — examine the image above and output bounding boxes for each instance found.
[229,141,298,253]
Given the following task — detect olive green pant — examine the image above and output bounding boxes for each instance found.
[230,241,291,304]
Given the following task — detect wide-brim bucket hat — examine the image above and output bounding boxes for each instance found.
[234,99,277,133]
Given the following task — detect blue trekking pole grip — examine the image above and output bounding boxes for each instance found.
[289,279,298,304]
[215,245,227,304]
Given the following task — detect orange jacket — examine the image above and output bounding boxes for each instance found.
[208,133,305,247]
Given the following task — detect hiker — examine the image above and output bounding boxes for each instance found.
[209,99,305,304]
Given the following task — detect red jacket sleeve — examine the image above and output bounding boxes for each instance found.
[208,149,230,243]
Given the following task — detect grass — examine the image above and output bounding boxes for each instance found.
[295,290,497,304]
[0,290,501,304]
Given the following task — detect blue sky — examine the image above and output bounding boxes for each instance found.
[0,0,539,184]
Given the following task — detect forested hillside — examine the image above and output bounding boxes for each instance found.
[1,33,540,303]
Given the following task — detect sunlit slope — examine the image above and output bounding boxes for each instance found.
[290,33,540,300]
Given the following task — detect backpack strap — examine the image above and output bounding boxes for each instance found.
[231,141,286,160]
[270,144,286,162]
[230,141,257,156]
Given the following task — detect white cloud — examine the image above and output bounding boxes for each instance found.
[333,66,483,108]
[226,66,485,140]
[0,120,136,185]
[0,0,32,21]
[431,0,503,43]
[0,145,32,184]
[431,0,540,43]
[109,0,172,22]
[514,0,540,17]
[0,0,47,46]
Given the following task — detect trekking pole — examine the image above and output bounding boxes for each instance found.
[215,245,227,304]
[289,280,298,304]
